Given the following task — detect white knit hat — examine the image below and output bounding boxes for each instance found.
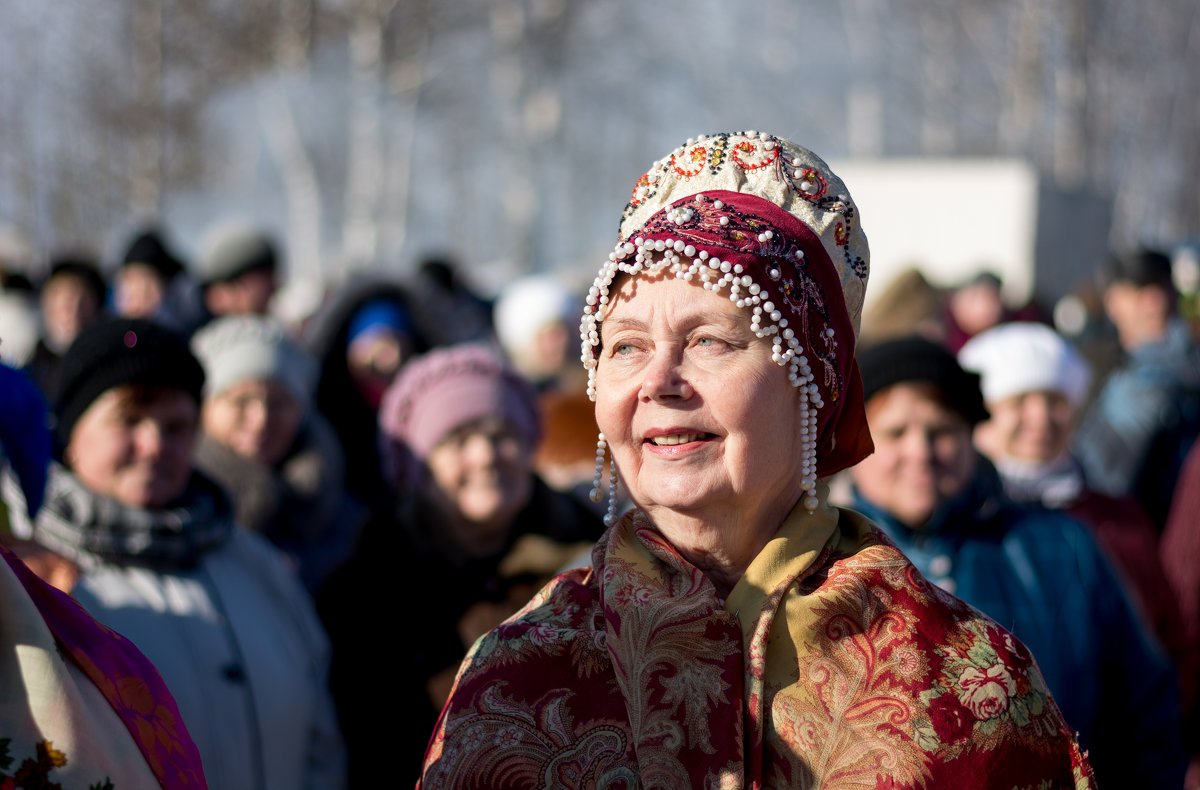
[191,315,317,410]
[0,291,39,366]
[957,322,1092,407]
[493,274,576,359]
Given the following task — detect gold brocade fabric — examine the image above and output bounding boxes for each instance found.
[420,504,1095,789]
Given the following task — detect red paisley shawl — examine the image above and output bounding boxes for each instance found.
[419,504,1095,789]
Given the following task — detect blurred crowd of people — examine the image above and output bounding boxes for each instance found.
[0,214,1198,787]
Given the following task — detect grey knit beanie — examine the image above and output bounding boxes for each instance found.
[196,220,278,287]
[191,315,316,411]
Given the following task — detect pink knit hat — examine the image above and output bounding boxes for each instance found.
[377,343,541,489]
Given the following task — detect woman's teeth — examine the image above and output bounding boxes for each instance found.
[650,433,705,446]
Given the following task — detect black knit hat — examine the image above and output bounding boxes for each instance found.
[121,227,184,280]
[52,317,205,447]
[856,335,990,425]
[1101,247,1175,292]
[44,255,108,307]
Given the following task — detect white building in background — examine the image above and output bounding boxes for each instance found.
[832,158,1112,314]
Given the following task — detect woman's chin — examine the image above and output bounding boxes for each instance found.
[636,478,724,515]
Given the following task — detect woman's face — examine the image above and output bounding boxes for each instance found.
[973,390,1073,465]
[850,382,976,528]
[41,275,101,348]
[348,329,411,410]
[424,416,534,554]
[202,378,304,465]
[66,386,198,509]
[594,274,805,532]
[115,264,166,318]
[205,269,278,316]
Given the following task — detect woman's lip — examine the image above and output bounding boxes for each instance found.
[642,427,711,440]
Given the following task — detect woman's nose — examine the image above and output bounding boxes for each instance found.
[638,346,694,402]
[461,432,500,465]
[901,429,936,463]
[134,419,164,457]
[242,399,269,432]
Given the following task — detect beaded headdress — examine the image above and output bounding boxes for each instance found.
[580,131,873,518]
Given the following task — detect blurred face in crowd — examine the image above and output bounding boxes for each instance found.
[66,385,198,509]
[1102,280,1171,350]
[949,280,1004,337]
[205,269,277,317]
[202,378,305,465]
[115,264,166,318]
[850,382,976,529]
[973,389,1073,465]
[348,329,413,410]
[593,274,806,564]
[424,416,534,556]
[41,274,102,348]
[521,320,572,381]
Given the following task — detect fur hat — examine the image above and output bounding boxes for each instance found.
[191,315,317,410]
[196,220,278,287]
[857,335,989,426]
[53,318,205,447]
[377,343,540,489]
[957,322,1092,408]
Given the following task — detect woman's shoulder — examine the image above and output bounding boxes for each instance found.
[516,476,607,543]
[1001,504,1111,566]
[826,507,1035,631]
[828,506,916,568]
[217,527,310,584]
[207,528,320,610]
[453,567,599,669]
[282,410,347,487]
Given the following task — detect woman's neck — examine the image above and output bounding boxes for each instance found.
[643,492,801,599]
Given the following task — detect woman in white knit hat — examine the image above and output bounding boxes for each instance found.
[492,273,582,393]
[192,314,364,593]
[958,321,1192,717]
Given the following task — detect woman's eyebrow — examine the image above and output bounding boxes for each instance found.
[604,308,746,330]
[602,316,649,331]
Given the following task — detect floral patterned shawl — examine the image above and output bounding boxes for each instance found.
[419,503,1095,789]
[1,545,207,788]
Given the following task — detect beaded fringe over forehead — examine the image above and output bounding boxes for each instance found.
[579,131,872,513]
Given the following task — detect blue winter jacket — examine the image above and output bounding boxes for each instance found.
[849,456,1186,789]
[1073,318,1200,527]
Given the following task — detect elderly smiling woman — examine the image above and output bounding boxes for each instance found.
[418,132,1095,789]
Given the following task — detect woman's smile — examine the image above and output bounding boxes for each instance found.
[643,428,717,451]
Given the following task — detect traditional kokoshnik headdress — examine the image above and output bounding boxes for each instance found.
[580,131,874,524]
